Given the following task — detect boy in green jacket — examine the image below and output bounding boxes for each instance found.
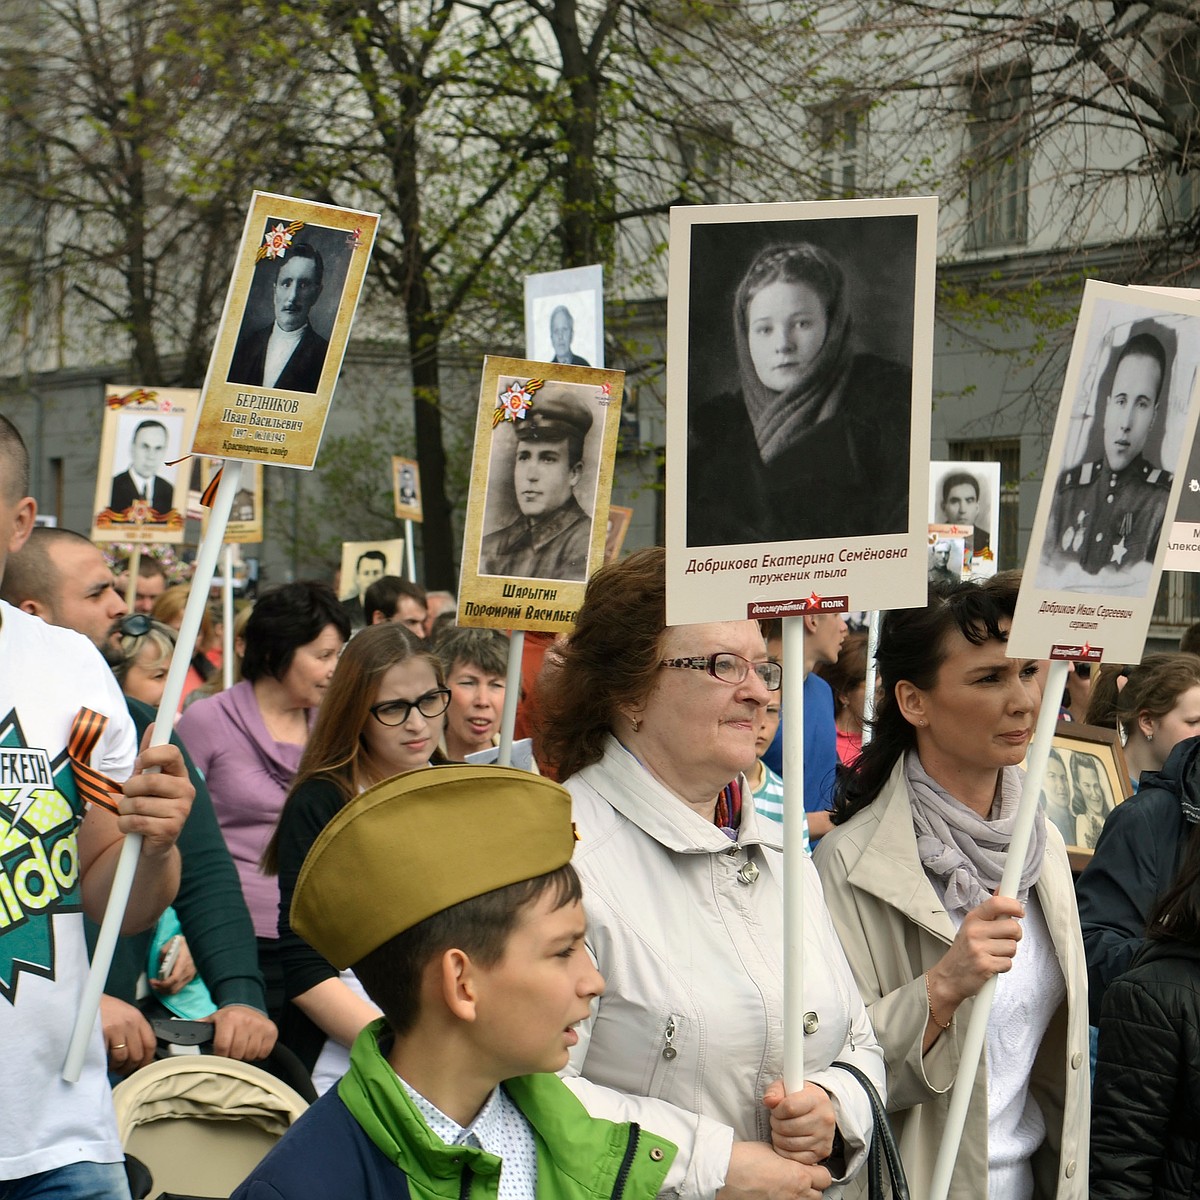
[233,765,676,1199]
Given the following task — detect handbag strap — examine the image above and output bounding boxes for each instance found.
[831,1060,911,1200]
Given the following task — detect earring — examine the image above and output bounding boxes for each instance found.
[631,715,641,733]
[1146,730,1154,743]
[920,719,928,727]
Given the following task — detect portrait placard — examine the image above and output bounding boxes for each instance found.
[926,525,973,586]
[1132,287,1200,572]
[1009,281,1200,662]
[191,191,378,469]
[663,197,938,625]
[930,460,1000,577]
[91,385,198,544]
[457,356,624,633]
[339,539,405,617]
[1036,721,1133,863]
[392,456,423,522]
[200,459,263,543]
[524,265,604,368]
[605,505,634,563]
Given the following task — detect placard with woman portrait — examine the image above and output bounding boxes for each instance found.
[664,197,937,625]
[1010,282,1200,663]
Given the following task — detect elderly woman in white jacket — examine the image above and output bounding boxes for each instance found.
[538,548,885,1200]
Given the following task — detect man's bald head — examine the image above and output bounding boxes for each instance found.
[0,526,94,610]
[0,416,36,587]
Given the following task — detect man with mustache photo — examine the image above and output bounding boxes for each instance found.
[228,242,329,395]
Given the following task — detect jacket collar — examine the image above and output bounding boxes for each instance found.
[845,758,1079,959]
[843,761,958,945]
[582,735,782,854]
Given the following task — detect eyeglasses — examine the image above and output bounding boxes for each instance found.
[661,653,782,691]
[369,688,452,727]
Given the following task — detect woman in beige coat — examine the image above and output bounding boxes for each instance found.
[813,576,1089,1199]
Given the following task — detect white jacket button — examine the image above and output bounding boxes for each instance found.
[1065,1160,1076,1178]
[803,1012,819,1035]
[1070,1051,1083,1069]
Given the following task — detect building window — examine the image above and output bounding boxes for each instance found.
[675,123,732,204]
[947,437,1020,571]
[966,62,1030,251]
[1161,29,1200,225]
[813,104,864,199]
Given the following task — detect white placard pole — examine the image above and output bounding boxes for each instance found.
[405,519,416,583]
[123,545,142,611]
[496,629,525,768]
[927,657,1067,1200]
[64,459,245,1081]
[782,615,806,1089]
[222,543,235,691]
[862,610,882,747]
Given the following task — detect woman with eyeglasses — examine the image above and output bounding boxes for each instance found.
[813,576,1088,1199]
[536,548,884,1200]
[263,624,450,1092]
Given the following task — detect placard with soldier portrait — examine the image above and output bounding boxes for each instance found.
[663,196,938,625]
[457,356,624,633]
[392,456,423,523]
[191,191,378,469]
[1009,281,1200,662]
[92,385,198,544]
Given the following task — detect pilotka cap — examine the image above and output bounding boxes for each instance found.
[291,765,576,969]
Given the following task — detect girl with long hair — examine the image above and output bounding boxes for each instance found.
[264,624,449,1091]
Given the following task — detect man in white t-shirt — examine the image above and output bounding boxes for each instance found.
[0,414,192,1198]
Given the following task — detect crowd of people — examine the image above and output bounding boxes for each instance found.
[8,401,1200,1198]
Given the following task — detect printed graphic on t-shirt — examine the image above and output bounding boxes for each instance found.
[0,709,84,1003]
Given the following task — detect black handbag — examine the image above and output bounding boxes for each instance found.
[832,1060,911,1200]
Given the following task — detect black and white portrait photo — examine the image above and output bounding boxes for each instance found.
[1034,299,1200,598]
[109,414,181,516]
[524,265,604,368]
[683,214,918,548]
[929,461,1000,577]
[478,381,600,582]
[927,534,967,587]
[227,219,352,395]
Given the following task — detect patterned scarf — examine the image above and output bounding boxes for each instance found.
[904,751,1045,911]
[714,779,743,840]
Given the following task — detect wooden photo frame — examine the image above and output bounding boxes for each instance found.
[1041,720,1134,870]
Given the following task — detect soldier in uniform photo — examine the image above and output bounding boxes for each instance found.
[479,386,594,582]
[927,539,958,587]
[1040,330,1173,592]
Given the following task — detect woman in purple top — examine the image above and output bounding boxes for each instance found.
[178,581,350,1022]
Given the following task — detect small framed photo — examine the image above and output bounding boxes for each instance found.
[930,461,999,576]
[1040,721,1133,865]
[392,456,423,522]
[92,385,198,544]
[200,459,263,544]
[524,265,604,368]
[926,525,972,585]
[605,505,634,563]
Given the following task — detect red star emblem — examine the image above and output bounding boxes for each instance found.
[1081,642,1091,657]
[807,591,821,610]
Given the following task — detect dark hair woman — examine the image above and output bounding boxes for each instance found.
[264,624,448,1091]
[813,576,1089,1199]
[1091,821,1200,1197]
[177,581,351,1022]
[686,241,911,548]
[537,548,884,1198]
[1076,654,1200,1032]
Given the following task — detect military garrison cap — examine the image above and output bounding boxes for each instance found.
[291,765,576,969]
[513,384,593,445]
